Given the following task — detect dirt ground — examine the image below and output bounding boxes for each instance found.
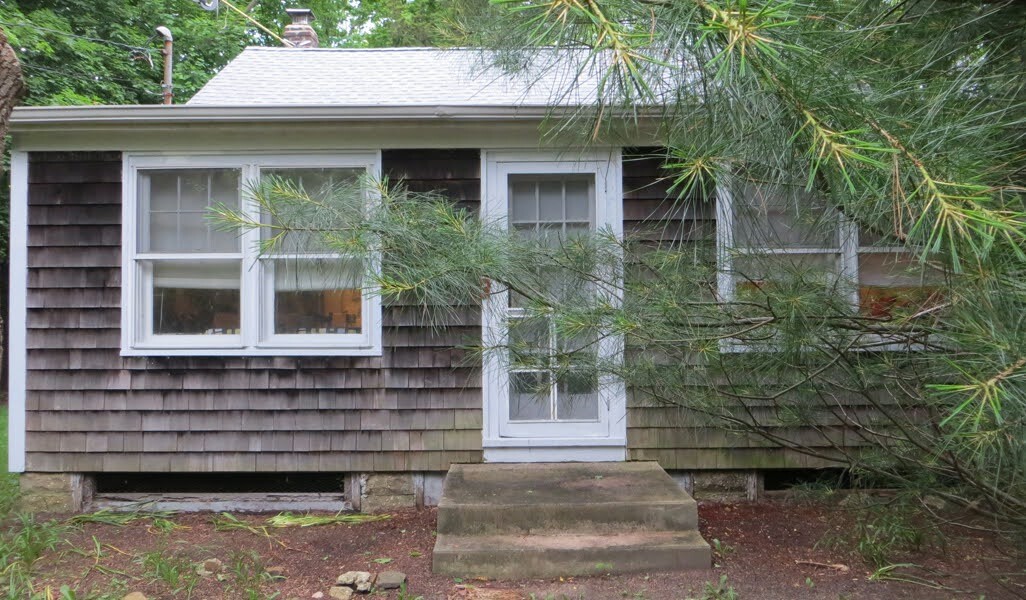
[28,499,1025,600]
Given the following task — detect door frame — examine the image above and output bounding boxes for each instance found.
[480,149,626,463]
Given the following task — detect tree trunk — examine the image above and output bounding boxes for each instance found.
[0,27,27,398]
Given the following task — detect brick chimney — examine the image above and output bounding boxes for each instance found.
[283,8,318,48]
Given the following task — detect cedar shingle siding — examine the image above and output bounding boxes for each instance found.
[25,148,837,473]
[24,150,483,473]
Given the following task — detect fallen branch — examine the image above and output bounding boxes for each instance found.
[795,560,850,573]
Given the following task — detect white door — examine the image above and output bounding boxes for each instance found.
[481,151,626,461]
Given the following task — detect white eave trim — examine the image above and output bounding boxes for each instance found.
[9,104,592,128]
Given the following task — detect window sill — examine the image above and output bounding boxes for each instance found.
[121,346,383,358]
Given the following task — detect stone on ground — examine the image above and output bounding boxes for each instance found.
[375,571,406,590]
[122,593,147,600]
[336,571,372,587]
[197,557,223,576]
[329,587,354,600]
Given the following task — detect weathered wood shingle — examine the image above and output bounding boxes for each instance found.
[24,150,483,473]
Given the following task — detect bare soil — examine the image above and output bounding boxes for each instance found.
[28,499,1025,600]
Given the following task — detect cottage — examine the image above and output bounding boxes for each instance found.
[6,10,925,526]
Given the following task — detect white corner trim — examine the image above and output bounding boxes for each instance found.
[8,151,28,473]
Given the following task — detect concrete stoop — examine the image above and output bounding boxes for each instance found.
[432,462,712,579]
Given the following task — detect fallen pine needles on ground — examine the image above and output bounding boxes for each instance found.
[265,512,390,528]
[68,508,177,527]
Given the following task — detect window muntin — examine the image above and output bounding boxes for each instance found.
[124,154,381,356]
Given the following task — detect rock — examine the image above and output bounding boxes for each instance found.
[336,571,373,587]
[312,593,324,599]
[375,571,406,590]
[355,578,374,593]
[122,593,148,600]
[266,566,287,579]
[329,587,354,600]
[197,557,223,576]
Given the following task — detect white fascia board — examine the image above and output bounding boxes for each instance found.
[9,104,572,127]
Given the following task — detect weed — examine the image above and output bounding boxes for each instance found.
[226,550,277,600]
[804,576,814,588]
[0,513,70,597]
[139,549,200,598]
[820,494,934,568]
[0,407,19,519]
[711,538,734,558]
[594,561,614,572]
[396,582,424,600]
[699,575,738,600]
[150,517,182,535]
[371,557,393,564]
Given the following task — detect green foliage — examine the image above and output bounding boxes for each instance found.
[698,575,738,600]
[138,548,201,598]
[821,494,935,568]
[1,0,249,106]
[225,550,275,600]
[1,0,475,108]
[396,582,425,600]
[0,514,70,599]
[0,407,17,518]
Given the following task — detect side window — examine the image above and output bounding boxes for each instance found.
[719,181,943,342]
[124,156,381,356]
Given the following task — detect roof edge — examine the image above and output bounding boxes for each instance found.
[9,104,581,128]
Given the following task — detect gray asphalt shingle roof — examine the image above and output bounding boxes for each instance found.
[188,47,605,107]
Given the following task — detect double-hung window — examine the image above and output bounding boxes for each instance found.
[122,154,382,356]
[717,180,943,345]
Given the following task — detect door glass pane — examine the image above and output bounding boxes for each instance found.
[152,260,240,335]
[509,371,551,421]
[510,182,537,223]
[140,169,240,253]
[538,181,564,221]
[565,180,590,221]
[273,258,363,334]
[505,173,600,425]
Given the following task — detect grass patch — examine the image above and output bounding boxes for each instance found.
[1,405,19,517]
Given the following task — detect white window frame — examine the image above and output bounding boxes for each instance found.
[481,149,626,462]
[716,178,930,351]
[121,152,383,357]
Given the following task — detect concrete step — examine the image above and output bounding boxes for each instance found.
[436,462,699,535]
[438,499,698,535]
[433,530,712,578]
